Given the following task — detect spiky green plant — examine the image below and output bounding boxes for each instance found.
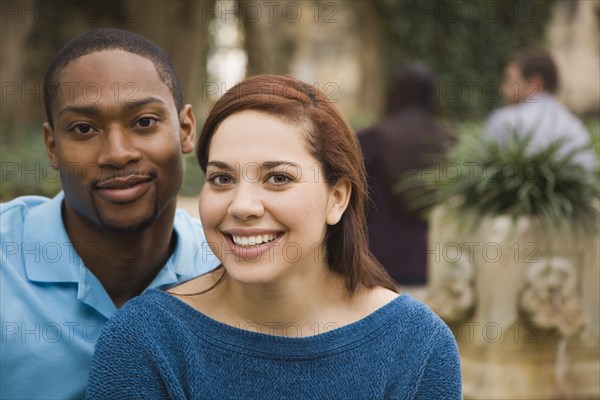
[393,130,600,233]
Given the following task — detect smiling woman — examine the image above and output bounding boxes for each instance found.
[87,75,462,399]
[199,109,353,287]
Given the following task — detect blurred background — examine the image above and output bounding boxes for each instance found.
[1,1,600,398]
[1,0,598,200]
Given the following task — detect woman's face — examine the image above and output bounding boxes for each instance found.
[199,110,349,286]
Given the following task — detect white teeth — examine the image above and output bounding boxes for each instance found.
[232,233,278,246]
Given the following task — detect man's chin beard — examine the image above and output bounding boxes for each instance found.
[98,216,157,234]
[92,190,160,234]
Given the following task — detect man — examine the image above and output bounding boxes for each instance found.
[1,28,219,399]
[486,50,597,172]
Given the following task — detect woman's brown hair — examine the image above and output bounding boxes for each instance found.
[197,74,397,294]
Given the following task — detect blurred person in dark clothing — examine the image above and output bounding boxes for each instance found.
[358,64,454,285]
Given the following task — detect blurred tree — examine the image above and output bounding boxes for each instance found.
[240,0,384,125]
[374,0,557,120]
[0,7,35,145]
[239,0,296,75]
[352,0,384,122]
[126,1,212,115]
[0,0,211,140]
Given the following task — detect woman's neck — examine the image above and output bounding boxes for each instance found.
[173,265,398,337]
[223,270,347,329]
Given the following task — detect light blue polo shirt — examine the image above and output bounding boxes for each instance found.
[0,193,219,399]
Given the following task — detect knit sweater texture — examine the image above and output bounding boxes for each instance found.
[87,289,461,399]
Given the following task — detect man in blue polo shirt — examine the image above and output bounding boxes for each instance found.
[0,28,219,399]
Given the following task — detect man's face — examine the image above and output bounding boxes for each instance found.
[44,50,195,233]
[501,62,540,104]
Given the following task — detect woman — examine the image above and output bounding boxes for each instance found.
[87,75,461,399]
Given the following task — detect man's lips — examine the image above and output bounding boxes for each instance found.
[95,175,154,189]
[94,175,155,204]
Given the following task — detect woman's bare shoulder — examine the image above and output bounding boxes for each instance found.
[342,286,399,324]
[362,287,400,310]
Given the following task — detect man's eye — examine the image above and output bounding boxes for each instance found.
[135,117,157,128]
[72,124,95,134]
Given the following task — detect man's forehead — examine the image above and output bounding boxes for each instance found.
[504,62,521,76]
[50,50,175,110]
[57,49,158,79]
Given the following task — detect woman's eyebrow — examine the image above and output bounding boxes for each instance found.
[206,161,233,170]
[261,161,301,170]
[207,161,301,170]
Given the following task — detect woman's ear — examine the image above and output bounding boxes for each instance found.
[326,178,352,225]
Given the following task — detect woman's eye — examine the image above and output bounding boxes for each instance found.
[135,117,157,128]
[267,174,291,185]
[210,174,234,186]
[72,124,96,134]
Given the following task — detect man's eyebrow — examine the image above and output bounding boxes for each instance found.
[124,97,168,112]
[57,97,168,117]
[58,104,101,117]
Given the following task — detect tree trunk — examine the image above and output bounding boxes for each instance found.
[125,0,211,116]
[239,0,295,76]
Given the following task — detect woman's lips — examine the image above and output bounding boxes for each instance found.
[222,231,284,261]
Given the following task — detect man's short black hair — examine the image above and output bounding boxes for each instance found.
[512,50,559,94]
[43,28,184,127]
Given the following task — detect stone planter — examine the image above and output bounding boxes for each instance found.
[427,205,600,399]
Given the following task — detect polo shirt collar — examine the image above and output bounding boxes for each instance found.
[23,192,81,283]
[22,192,199,318]
[146,210,205,288]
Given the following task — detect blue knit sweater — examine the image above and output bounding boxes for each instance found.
[87,289,461,399]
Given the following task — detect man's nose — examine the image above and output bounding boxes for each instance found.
[97,125,142,168]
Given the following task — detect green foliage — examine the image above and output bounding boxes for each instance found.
[396,129,600,233]
[0,127,62,201]
[375,0,557,120]
[180,153,205,197]
[584,115,600,158]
